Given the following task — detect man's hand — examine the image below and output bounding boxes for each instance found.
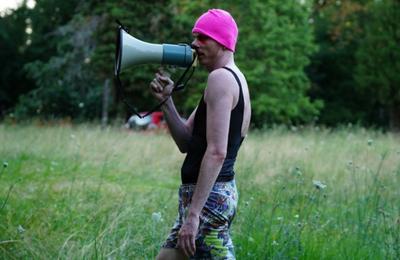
[178,214,200,257]
[149,69,174,102]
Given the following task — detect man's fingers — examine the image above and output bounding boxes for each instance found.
[159,75,171,82]
[177,236,186,256]
[178,234,196,257]
[189,235,196,256]
[183,236,191,257]
[149,82,156,92]
[157,68,171,78]
[151,79,165,93]
[156,73,172,85]
[180,237,190,257]
[186,236,195,257]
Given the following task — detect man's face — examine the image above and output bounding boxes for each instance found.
[191,33,224,67]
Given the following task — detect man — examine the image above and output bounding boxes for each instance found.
[150,9,251,259]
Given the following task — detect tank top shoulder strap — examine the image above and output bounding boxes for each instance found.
[222,66,244,109]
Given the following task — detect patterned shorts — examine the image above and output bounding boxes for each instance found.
[162,180,238,259]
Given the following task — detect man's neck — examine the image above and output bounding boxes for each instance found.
[208,52,234,72]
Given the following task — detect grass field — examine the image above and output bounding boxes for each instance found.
[0,124,399,259]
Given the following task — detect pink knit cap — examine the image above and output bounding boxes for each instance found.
[192,9,238,52]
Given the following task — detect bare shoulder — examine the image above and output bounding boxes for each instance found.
[208,67,235,81]
[205,68,237,100]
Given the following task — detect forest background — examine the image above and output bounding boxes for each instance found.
[0,0,399,130]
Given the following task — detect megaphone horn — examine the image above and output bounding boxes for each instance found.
[115,27,195,76]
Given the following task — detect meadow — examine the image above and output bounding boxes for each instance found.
[0,124,399,259]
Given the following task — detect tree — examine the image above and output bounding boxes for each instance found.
[90,0,184,119]
[237,0,322,126]
[14,0,189,120]
[9,0,323,126]
[170,0,322,127]
[13,0,106,120]
[355,0,400,130]
[1,0,81,119]
[0,5,31,116]
[307,0,370,126]
[15,13,103,120]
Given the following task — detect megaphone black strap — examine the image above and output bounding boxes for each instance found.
[115,66,195,119]
[173,62,196,92]
[116,19,128,33]
[115,73,163,119]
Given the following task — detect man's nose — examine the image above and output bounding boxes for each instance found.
[191,40,199,50]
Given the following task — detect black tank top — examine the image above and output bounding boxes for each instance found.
[181,67,245,184]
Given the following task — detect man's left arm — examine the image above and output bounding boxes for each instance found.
[177,69,236,257]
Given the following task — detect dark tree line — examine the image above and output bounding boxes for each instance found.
[0,0,399,130]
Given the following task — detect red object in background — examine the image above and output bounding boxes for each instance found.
[126,111,167,130]
[151,111,164,127]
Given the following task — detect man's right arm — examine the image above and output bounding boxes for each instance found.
[150,71,195,153]
[161,98,196,153]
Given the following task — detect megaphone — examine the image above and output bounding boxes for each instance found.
[114,22,197,119]
[115,27,196,76]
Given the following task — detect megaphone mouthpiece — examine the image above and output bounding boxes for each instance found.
[162,44,194,67]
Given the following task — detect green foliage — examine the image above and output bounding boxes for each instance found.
[1,0,86,119]
[308,0,399,129]
[3,0,399,128]
[167,0,323,126]
[26,0,80,61]
[14,13,103,120]
[90,0,184,117]
[7,0,323,125]
[0,6,32,116]
[308,0,369,125]
[236,0,322,126]
[355,0,400,130]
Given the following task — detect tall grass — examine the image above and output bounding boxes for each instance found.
[0,124,399,259]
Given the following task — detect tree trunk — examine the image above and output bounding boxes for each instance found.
[102,78,110,128]
[389,104,400,132]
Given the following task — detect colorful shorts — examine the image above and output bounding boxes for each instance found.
[162,180,238,259]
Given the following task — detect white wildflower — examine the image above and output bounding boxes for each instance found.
[347,160,353,166]
[313,180,327,190]
[17,225,25,234]
[272,240,279,246]
[152,212,163,222]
